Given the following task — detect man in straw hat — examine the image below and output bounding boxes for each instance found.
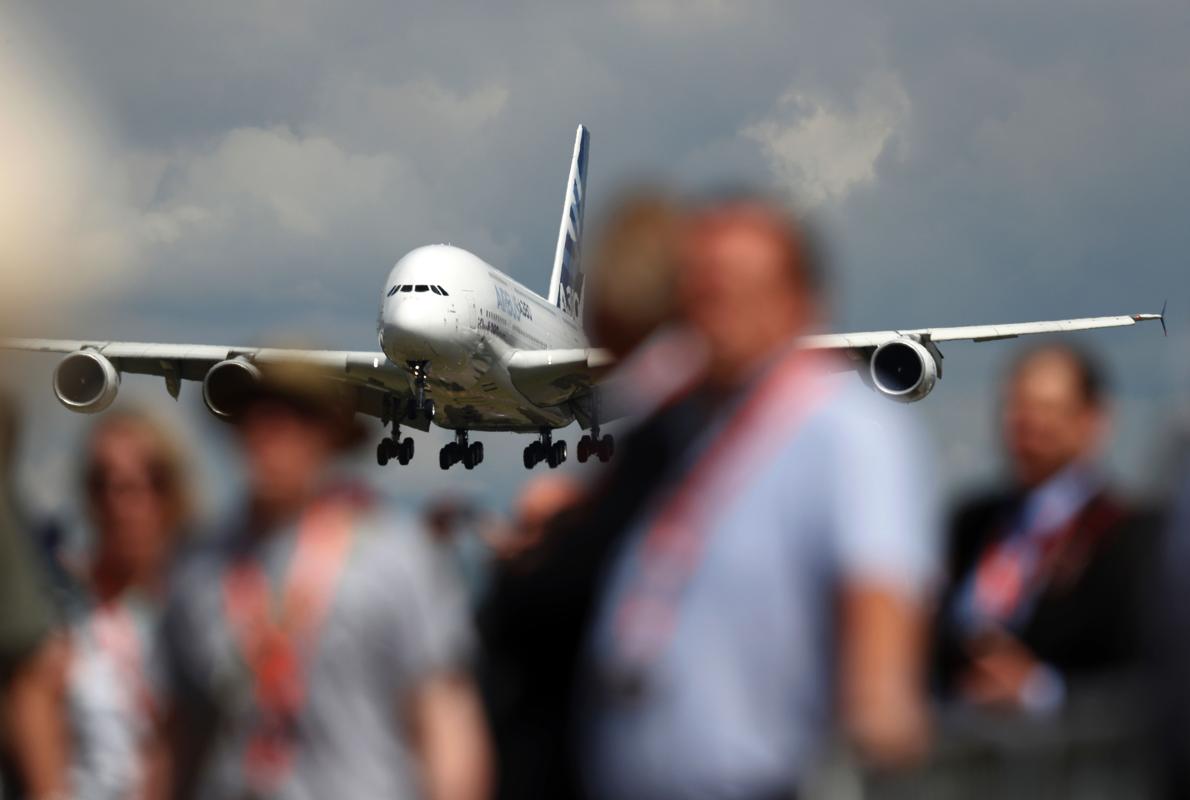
[159,360,491,800]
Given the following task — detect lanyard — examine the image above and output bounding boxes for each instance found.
[964,488,1120,633]
[87,598,158,800]
[90,600,157,723]
[612,349,837,675]
[223,495,358,793]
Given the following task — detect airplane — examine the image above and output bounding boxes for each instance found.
[0,125,1167,471]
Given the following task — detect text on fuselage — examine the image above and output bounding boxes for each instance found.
[495,286,533,322]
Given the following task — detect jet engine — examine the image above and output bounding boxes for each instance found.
[202,358,261,418]
[53,351,120,414]
[868,338,940,402]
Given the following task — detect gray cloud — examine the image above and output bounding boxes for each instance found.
[4,0,1187,514]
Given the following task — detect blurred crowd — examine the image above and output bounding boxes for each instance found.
[0,191,1186,800]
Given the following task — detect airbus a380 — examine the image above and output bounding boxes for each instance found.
[2,125,1166,471]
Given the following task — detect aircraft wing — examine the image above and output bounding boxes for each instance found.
[505,347,616,408]
[800,312,1166,351]
[0,338,427,430]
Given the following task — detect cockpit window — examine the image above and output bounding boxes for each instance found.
[400,285,413,292]
[415,285,429,292]
[430,285,443,295]
[387,285,398,297]
[437,285,450,296]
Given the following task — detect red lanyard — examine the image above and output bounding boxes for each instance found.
[223,495,357,792]
[90,601,157,723]
[972,495,1121,625]
[613,350,837,670]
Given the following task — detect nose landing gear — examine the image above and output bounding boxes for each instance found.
[440,429,484,470]
[406,361,436,422]
[524,429,567,470]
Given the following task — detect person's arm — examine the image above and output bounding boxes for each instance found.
[4,634,71,799]
[409,672,492,800]
[839,584,930,767]
[829,399,940,768]
[0,498,70,799]
[157,581,216,800]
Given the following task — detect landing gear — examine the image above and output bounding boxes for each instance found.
[440,430,484,471]
[406,361,436,422]
[376,436,414,466]
[377,394,415,467]
[577,423,615,464]
[523,429,567,470]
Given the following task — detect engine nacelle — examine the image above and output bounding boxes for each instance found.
[53,351,120,414]
[869,338,940,402]
[202,358,261,418]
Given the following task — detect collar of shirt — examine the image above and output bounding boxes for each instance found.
[1013,462,1104,543]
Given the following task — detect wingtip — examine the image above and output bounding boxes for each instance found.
[1135,302,1169,336]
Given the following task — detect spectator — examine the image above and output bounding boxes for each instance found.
[1150,420,1190,799]
[161,361,490,800]
[584,189,707,422]
[0,390,68,799]
[933,343,1157,713]
[65,411,193,800]
[481,194,938,800]
[481,476,586,564]
[422,495,502,603]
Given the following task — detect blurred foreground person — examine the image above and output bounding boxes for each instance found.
[0,391,67,799]
[481,195,938,800]
[933,344,1156,713]
[64,412,192,800]
[485,475,586,564]
[161,364,489,800]
[583,190,706,421]
[1152,430,1190,798]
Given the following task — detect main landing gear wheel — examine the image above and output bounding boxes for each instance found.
[523,429,566,470]
[377,394,416,467]
[577,428,615,464]
[440,430,483,471]
[376,434,414,466]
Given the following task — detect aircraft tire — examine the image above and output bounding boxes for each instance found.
[398,438,414,465]
[439,448,452,470]
[473,442,484,464]
[549,440,566,468]
[577,436,591,463]
[377,440,390,466]
[598,435,615,463]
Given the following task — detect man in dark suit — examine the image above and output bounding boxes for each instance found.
[933,343,1156,713]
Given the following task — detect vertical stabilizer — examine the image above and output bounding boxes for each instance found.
[547,125,591,318]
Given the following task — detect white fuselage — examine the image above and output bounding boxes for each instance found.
[377,244,587,432]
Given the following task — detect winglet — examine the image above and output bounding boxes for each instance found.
[1132,302,1167,336]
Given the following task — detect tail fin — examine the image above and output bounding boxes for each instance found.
[547,125,591,318]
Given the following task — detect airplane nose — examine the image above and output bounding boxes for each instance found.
[383,300,447,361]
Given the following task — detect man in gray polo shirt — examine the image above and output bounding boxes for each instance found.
[579,197,938,800]
[161,362,490,800]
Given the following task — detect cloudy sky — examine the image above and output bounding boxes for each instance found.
[2,0,1187,526]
